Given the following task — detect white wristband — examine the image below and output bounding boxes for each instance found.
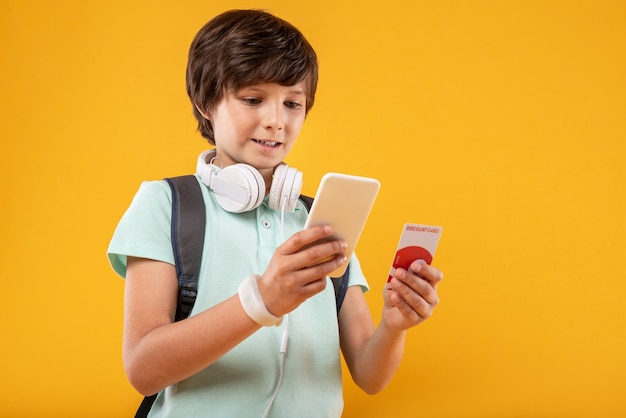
[238,274,283,327]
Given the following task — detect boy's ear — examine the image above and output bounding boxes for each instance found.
[195,103,211,120]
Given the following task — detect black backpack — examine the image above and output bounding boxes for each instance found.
[135,175,350,418]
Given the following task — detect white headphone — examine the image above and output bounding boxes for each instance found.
[196,150,303,213]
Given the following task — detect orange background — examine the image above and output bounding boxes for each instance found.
[2,1,625,416]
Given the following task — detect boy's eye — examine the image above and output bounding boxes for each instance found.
[242,97,261,105]
[285,101,302,110]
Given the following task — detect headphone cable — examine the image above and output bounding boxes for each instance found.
[262,314,289,418]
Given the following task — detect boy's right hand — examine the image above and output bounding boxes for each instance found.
[257,225,347,317]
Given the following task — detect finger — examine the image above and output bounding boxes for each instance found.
[388,289,428,322]
[302,253,348,281]
[409,261,444,287]
[299,238,347,268]
[392,269,440,307]
[278,225,335,255]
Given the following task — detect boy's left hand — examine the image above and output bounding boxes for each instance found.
[383,260,443,331]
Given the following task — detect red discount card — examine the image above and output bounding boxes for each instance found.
[388,224,443,282]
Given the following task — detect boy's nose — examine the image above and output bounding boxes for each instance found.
[262,103,284,130]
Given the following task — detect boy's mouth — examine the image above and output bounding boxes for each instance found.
[253,139,281,147]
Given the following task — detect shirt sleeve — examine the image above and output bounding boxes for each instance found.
[347,253,370,293]
[107,180,174,278]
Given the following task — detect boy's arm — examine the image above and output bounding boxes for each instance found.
[123,257,261,396]
[339,261,442,394]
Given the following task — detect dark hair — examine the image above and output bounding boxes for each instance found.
[186,9,319,144]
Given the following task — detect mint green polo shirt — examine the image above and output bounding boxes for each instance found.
[107,176,369,417]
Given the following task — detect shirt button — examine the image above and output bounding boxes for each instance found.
[261,220,271,229]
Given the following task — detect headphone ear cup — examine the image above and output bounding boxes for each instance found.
[214,164,265,213]
[269,164,288,211]
[237,164,266,210]
[268,164,303,212]
[284,169,303,212]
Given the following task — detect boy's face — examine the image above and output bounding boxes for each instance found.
[210,82,307,180]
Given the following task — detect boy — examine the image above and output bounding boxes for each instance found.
[108,9,443,417]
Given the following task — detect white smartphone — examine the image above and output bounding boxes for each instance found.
[303,172,380,277]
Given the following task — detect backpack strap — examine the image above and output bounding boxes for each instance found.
[134,395,156,418]
[165,176,206,322]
